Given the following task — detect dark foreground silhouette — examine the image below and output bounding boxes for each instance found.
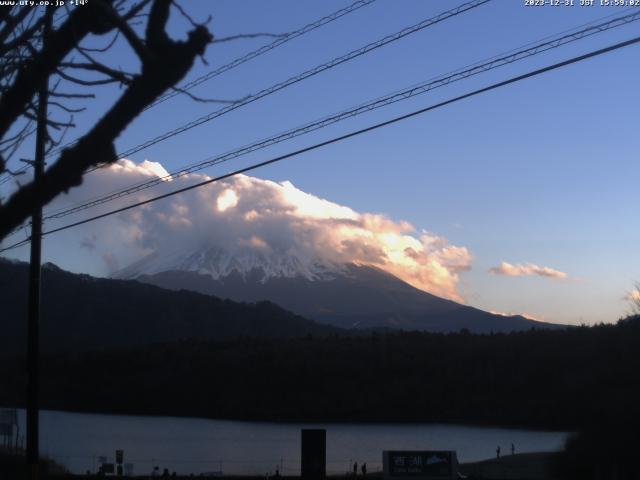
[0,258,564,356]
[1,316,638,431]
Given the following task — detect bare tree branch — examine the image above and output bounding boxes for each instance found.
[0,0,213,240]
[49,91,96,99]
[59,61,133,85]
[146,0,171,49]
[0,15,46,56]
[122,0,154,21]
[22,110,75,130]
[78,30,120,53]
[0,7,32,45]
[46,119,73,152]
[94,0,152,62]
[0,121,34,147]
[0,2,117,141]
[169,85,245,104]
[171,0,210,28]
[48,101,86,114]
[55,68,122,86]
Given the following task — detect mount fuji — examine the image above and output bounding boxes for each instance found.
[116,246,565,333]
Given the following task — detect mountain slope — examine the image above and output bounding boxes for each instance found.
[0,258,341,353]
[131,259,563,333]
[115,246,346,282]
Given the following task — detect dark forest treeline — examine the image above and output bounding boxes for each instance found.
[0,259,341,353]
[1,316,639,431]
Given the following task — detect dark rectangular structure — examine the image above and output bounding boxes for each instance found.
[301,429,326,480]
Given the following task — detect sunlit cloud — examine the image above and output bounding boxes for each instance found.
[217,188,238,212]
[489,310,545,322]
[41,159,473,302]
[108,158,171,179]
[489,261,566,279]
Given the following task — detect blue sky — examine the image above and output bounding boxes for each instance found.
[2,0,639,324]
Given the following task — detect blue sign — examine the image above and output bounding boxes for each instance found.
[384,451,457,479]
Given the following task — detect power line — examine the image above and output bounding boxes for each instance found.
[0,0,487,194]
[1,162,37,198]
[2,33,638,254]
[40,9,640,222]
[0,164,31,186]
[3,0,485,229]
[44,0,378,160]
[83,0,491,168]
[148,0,378,110]
[18,6,640,216]
[8,3,631,188]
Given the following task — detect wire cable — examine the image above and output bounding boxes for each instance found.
[40,9,640,221]
[1,0,490,240]
[2,33,638,254]
[43,0,379,160]
[7,2,632,188]
[57,0,489,173]
[148,0,378,110]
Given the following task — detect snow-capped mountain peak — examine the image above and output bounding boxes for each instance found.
[114,246,347,282]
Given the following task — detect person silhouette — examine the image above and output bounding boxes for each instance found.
[496,446,501,459]
[511,443,515,456]
[353,462,358,477]
[361,463,367,476]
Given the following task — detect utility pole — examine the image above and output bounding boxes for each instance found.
[26,8,51,480]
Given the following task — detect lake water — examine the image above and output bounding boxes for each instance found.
[13,409,568,476]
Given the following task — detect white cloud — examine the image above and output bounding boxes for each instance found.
[216,188,238,212]
[489,310,545,322]
[489,261,566,279]
[13,159,473,301]
[108,158,171,179]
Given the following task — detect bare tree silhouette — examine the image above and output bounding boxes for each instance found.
[0,0,215,241]
[628,282,640,316]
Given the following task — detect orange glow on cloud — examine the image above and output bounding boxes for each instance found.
[93,160,473,301]
[489,261,566,279]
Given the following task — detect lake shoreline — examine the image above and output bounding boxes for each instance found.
[2,452,563,480]
[1,404,572,434]
[4,408,569,476]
